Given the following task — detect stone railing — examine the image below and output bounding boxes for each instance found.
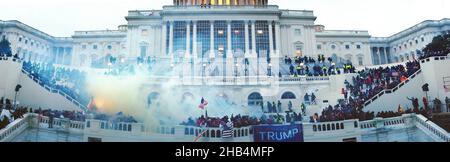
[359,115,410,129]
[36,115,85,133]
[420,55,449,64]
[141,75,330,86]
[0,114,30,142]
[180,125,252,139]
[0,113,86,142]
[414,114,450,142]
[163,5,279,11]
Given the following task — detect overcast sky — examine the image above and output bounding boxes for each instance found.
[0,0,448,37]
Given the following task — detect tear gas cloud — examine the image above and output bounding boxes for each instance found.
[84,65,271,127]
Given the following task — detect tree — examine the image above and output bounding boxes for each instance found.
[0,38,12,57]
[422,32,450,56]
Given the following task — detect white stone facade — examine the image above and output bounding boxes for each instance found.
[0,2,449,69]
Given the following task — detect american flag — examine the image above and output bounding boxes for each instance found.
[198,97,208,110]
[222,121,234,138]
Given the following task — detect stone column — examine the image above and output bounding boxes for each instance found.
[274,21,281,56]
[251,20,257,56]
[169,21,174,57]
[244,21,250,56]
[210,20,215,58]
[227,20,233,58]
[268,21,274,56]
[384,47,389,63]
[192,21,198,58]
[161,22,167,56]
[186,21,191,57]
[377,47,382,65]
[61,48,66,65]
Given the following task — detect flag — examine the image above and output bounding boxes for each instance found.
[222,121,234,138]
[87,97,96,111]
[198,97,208,109]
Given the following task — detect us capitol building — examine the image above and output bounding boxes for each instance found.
[1,0,450,142]
[0,0,448,72]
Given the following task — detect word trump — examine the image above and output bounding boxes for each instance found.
[253,124,304,142]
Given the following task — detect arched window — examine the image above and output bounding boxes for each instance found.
[182,92,195,103]
[281,92,296,99]
[147,92,160,107]
[140,42,149,59]
[79,54,87,66]
[216,93,230,104]
[331,54,338,64]
[248,92,263,106]
[357,54,364,66]
[344,54,352,64]
[90,54,98,67]
[293,41,304,56]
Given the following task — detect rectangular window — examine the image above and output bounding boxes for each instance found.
[140,46,147,58]
[82,45,87,49]
[197,21,211,58]
[345,45,350,49]
[358,56,363,66]
[93,45,98,50]
[294,29,302,36]
[317,45,322,50]
[19,38,22,42]
[141,29,148,36]
[356,45,361,49]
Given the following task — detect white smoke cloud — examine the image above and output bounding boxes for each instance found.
[84,64,265,127]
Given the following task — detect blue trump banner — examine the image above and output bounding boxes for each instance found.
[253,124,304,142]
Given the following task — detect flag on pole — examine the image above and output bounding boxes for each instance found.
[222,120,234,138]
[198,97,208,109]
[87,97,96,111]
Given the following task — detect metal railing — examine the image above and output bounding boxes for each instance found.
[21,68,88,111]
[362,69,422,108]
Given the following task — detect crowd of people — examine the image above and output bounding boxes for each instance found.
[311,60,421,123]
[310,102,433,123]
[93,112,138,123]
[281,55,356,77]
[1,97,32,129]
[420,32,450,60]
[181,112,306,128]
[345,60,420,107]
[22,61,90,106]
[32,108,86,122]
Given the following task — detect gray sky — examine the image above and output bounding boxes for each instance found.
[0,0,448,37]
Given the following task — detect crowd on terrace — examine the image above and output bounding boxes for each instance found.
[312,60,421,122]
[181,112,305,128]
[22,61,90,106]
[281,55,356,77]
